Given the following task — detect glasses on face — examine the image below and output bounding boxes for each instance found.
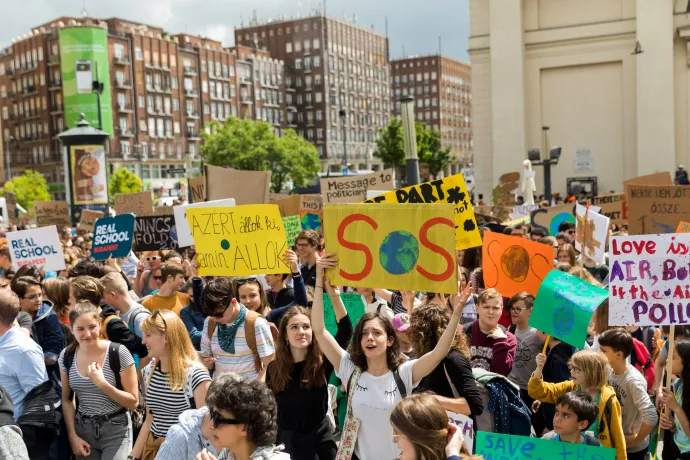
[151,310,168,332]
[510,307,530,313]
[568,364,583,374]
[23,293,43,301]
[567,230,576,235]
[153,276,163,281]
[296,243,311,248]
[212,304,230,319]
[210,408,242,429]
[392,433,406,444]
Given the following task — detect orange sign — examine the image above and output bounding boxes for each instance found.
[678,222,690,233]
[482,232,553,298]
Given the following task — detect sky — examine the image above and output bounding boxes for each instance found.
[0,0,471,62]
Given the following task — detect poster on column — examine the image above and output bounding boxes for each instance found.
[363,173,481,250]
[134,215,179,251]
[7,226,65,272]
[173,198,236,248]
[300,195,323,231]
[574,204,610,265]
[70,145,108,205]
[323,203,457,293]
[186,204,291,277]
[475,432,614,460]
[624,184,690,235]
[609,234,690,326]
[320,169,395,204]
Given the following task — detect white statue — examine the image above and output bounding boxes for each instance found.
[521,159,536,205]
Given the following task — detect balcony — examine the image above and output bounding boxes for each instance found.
[48,55,60,66]
[49,81,61,91]
[285,86,296,92]
[25,111,41,120]
[163,85,172,93]
[186,111,199,119]
[241,98,253,105]
[184,88,198,97]
[117,128,134,137]
[115,79,132,89]
[117,103,133,113]
[114,56,130,65]
[22,85,38,95]
[186,130,201,140]
[8,91,16,99]
[50,104,63,114]
[239,77,251,85]
[183,66,197,75]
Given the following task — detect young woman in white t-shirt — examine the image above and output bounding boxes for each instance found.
[312,255,470,460]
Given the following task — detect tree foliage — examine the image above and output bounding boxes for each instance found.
[109,166,142,197]
[373,117,405,168]
[3,169,51,210]
[201,117,321,193]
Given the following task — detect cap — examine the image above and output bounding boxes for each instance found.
[391,312,411,332]
[680,164,686,169]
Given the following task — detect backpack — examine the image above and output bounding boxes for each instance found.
[207,311,280,372]
[126,309,150,333]
[101,314,125,341]
[630,338,655,392]
[485,378,532,436]
[63,342,124,391]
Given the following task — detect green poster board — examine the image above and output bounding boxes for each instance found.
[323,293,366,336]
[282,215,301,246]
[476,431,615,460]
[59,27,113,135]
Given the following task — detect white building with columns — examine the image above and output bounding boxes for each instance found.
[469,0,686,198]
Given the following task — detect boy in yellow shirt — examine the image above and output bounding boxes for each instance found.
[142,262,188,316]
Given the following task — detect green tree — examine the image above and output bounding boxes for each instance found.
[417,124,452,178]
[373,117,405,168]
[108,166,142,197]
[3,169,51,211]
[202,117,321,193]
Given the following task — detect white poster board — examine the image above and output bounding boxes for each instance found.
[447,411,475,452]
[575,204,608,265]
[7,226,66,272]
[173,198,236,247]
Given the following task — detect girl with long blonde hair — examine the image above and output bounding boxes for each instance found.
[128,309,211,460]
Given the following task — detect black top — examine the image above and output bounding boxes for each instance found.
[301,263,317,288]
[268,286,295,309]
[100,304,148,358]
[541,341,576,430]
[414,350,484,416]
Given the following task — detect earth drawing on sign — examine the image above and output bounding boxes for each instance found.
[500,245,530,282]
[379,230,419,275]
[301,212,322,230]
[552,304,575,336]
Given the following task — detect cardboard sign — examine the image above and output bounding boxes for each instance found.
[447,412,474,452]
[7,226,65,272]
[134,215,179,251]
[624,171,673,186]
[575,205,610,265]
[153,206,174,216]
[114,191,153,217]
[186,204,290,276]
[510,204,539,220]
[173,198,236,248]
[5,191,18,225]
[530,271,607,348]
[592,193,627,225]
[91,214,135,260]
[282,215,302,245]
[364,174,481,250]
[475,432,615,460]
[34,201,71,228]
[529,202,599,236]
[300,195,323,231]
[320,169,395,204]
[678,221,690,233]
[624,184,690,235]
[609,234,690,326]
[270,195,301,217]
[492,171,520,207]
[323,293,366,336]
[324,203,458,293]
[482,232,553,298]
[205,165,271,205]
[189,176,206,203]
[79,209,104,232]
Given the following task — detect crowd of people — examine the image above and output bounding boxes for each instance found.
[0,212,684,460]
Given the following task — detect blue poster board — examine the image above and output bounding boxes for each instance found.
[91,214,135,260]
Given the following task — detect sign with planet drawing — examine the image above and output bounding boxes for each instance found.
[530,270,607,348]
[482,232,553,298]
[323,203,458,293]
[300,195,323,231]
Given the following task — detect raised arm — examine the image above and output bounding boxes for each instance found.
[311,254,347,374]
[285,249,308,307]
[411,285,471,384]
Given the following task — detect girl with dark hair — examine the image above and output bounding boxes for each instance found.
[233,277,271,317]
[312,254,471,460]
[661,339,690,458]
[266,301,352,460]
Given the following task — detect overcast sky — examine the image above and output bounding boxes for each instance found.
[0,0,470,62]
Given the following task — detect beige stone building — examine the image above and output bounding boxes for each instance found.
[469,0,687,198]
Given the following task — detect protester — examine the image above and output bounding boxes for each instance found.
[265,272,294,309]
[101,272,151,340]
[541,392,600,446]
[43,277,74,347]
[233,277,271,317]
[59,302,139,460]
[507,293,542,404]
[296,230,320,288]
[676,164,690,185]
[0,384,30,460]
[661,339,690,458]
[457,267,478,324]
[264,250,309,326]
[180,280,205,351]
[357,287,394,318]
[393,312,415,358]
[389,393,451,460]
[557,244,577,266]
[529,228,546,242]
[141,263,188,315]
[135,251,163,297]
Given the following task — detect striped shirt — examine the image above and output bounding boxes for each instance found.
[143,362,211,438]
[200,316,275,379]
[58,342,134,416]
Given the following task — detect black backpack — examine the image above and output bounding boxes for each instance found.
[63,342,123,391]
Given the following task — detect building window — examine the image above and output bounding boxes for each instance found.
[295,41,301,52]
[135,47,143,61]
[114,44,125,59]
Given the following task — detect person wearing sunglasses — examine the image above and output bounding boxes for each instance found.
[194,372,289,460]
[134,251,164,298]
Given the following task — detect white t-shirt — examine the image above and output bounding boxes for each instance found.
[365,297,394,319]
[336,353,417,460]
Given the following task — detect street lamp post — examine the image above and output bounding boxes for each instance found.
[528,126,561,201]
[399,96,420,186]
[339,108,348,175]
[4,135,13,182]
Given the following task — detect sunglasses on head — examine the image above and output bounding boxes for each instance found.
[151,309,168,332]
[210,408,242,429]
[234,277,258,287]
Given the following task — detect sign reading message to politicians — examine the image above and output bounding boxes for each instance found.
[134,216,179,251]
[364,174,481,250]
[482,232,553,298]
[323,293,366,337]
[91,214,135,260]
[592,193,627,225]
[78,209,104,232]
[300,195,323,231]
[114,191,153,217]
[321,169,395,204]
[7,226,65,272]
[34,201,71,228]
[282,215,302,244]
[324,203,458,293]
[624,184,690,235]
[530,271,608,348]
[575,204,610,265]
[609,234,690,326]
[173,198,236,248]
[186,204,291,277]
[475,432,615,460]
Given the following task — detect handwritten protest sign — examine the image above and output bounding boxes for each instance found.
[91,214,135,261]
[186,204,290,276]
[609,234,690,326]
[189,176,206,203]
[592,193,627,225]
[134,216,179,251]
[114,191,153,217]
[78,209,104,232]
[475,432,615,460]
[321,169,395,204]
[270,195,301,218]
[324,203,457,293]
[530,271,607,348]
[529,202,599,236]
[492,172,519,208]
[205,165,271,205]
[624,184,690,235]
[34,201,70,228]
[153,206,174,216]
[482,232,553,298]
[173,198,236,247]
[624,171,673,186]
[575,204,610,265]
[323,293,366,336]
[678,222,690,233]
[300,195,323,231]
[282,215,302,245]
[364,174,481,250]
[510,204,539,220]
[7,226,65,272]
[5,191,18,225]
[447,412,475,452]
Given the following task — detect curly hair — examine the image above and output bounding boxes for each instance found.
[349,313,406,372]
[200,277,235,317]
[68,258,105,279]
[409,304,470,359]
[206,372,278,447]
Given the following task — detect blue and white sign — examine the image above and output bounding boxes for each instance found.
[7,226,65,272]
